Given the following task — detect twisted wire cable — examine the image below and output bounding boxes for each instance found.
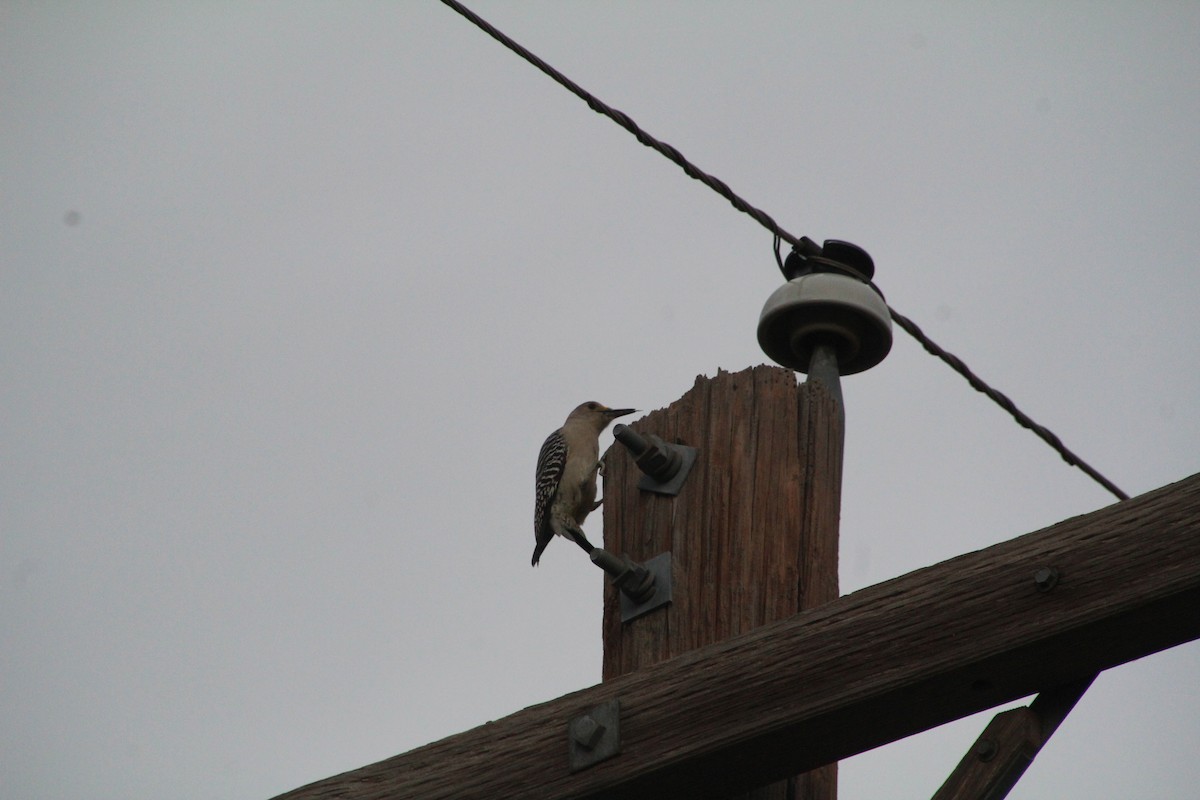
[439,0,824,258]
[440,0,1129,503]
[888,310,1129,501]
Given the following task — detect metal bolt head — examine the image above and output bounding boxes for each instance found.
[570,715,605,750]
[568,700,621,772]
[1034,567,1060,592]
[975,738,998,762]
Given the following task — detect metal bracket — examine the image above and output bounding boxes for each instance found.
[590,548,672,622]
[568,698,620,772]
[612,424,698,496]
[618,551,672,623]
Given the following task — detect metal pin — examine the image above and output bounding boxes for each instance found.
[1034,567,1060,593]
[569,715,605,750]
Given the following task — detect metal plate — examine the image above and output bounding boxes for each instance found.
[619,551,673,623]
[636,444,698,496]
[568,698,621,772]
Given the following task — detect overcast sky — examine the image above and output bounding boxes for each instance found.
[3,2,1199,799]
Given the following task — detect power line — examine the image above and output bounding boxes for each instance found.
[438,0,823,260]
[439,0,1129,503]
[888,311,1129,501]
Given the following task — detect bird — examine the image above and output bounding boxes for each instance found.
[532,401,636,566]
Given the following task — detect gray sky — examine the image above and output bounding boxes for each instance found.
[3,2,1199,798]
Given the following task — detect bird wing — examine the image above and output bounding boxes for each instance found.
[533,428,568,553]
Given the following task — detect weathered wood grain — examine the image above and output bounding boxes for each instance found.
[932,706,1043,800]
[932,670,1094,799]
[270,472,1200,800]
[599,366,837,799]
[602,367,821,673]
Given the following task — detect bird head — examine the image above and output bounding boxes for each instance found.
[568,401,637,431]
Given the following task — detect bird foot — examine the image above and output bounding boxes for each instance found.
[567,526,595,554]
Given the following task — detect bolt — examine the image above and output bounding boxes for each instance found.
[613,425,683,482]
[1034,567,1060,593]
[612,424,649,456]
[613,557,657,605]
[570,715,606,750]
[975,738,998,762]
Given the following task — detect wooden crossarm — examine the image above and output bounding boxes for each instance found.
[271,473,1200,800]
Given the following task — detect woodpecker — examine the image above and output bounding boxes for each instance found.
[532,402,636,566]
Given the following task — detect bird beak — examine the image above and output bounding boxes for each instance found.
[605,408,637,419]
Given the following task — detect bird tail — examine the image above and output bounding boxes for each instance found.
[531,537,550,567]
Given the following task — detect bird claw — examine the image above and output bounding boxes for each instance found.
[567,525,595,554]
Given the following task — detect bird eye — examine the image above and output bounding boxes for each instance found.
[587,402,598,410]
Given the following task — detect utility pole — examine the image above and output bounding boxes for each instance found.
[598,241,891,799]
[268,240,1200,800]
[600,364,841,799]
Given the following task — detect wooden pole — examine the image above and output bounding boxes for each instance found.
[601,363,842,799]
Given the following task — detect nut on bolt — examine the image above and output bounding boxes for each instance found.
[974,738,998,762]
[1034,567,1060,593]
[611,423,698,497]
[570,715,606,750]
[567,699,621,772]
